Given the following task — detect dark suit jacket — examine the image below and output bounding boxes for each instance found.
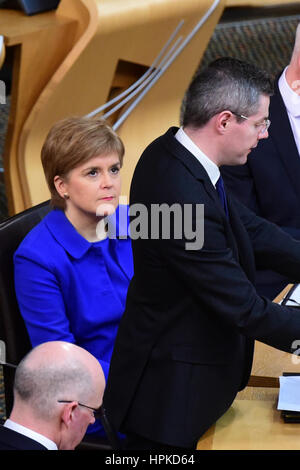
[221,78,300,299]
[0,424,48,450]
[104,127,300,448]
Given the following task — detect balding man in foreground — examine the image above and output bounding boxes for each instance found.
[0,341,105,450]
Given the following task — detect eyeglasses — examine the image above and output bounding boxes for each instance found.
[57,400,103,420]
[231,112,271,135]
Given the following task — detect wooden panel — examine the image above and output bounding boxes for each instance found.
[248,285,300,387]
[1,6,79,214]
[4,0,225,213]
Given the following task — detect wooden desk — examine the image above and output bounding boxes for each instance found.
[197,387,300,450]
[197,284,300,450]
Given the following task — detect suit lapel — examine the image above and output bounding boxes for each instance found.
[203,176,255,279]
[269,82,300,199]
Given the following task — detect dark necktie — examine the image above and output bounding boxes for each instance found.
[215,175,228,217]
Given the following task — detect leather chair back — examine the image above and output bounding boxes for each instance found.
[0,201,51,414]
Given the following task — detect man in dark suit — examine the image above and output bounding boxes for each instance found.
[0,341,105,450]
[221,24,300,300]
[103,57,300,450]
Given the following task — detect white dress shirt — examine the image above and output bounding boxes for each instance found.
[175,127,220,186]
[278,66,300,156]
[4,419,58,450]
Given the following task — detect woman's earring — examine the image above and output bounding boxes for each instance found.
[64,193,69,199]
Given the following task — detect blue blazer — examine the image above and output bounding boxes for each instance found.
[221,78,300,298]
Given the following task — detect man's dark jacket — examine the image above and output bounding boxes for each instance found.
[104,127,300,448]
[221,79,300,299]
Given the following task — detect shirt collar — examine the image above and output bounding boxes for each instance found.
[278,66,300,117]
[4,419,58,450]
[175,127,220,186]
[45,205,130,259]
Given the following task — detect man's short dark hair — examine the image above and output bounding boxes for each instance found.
[181,57,274,129]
